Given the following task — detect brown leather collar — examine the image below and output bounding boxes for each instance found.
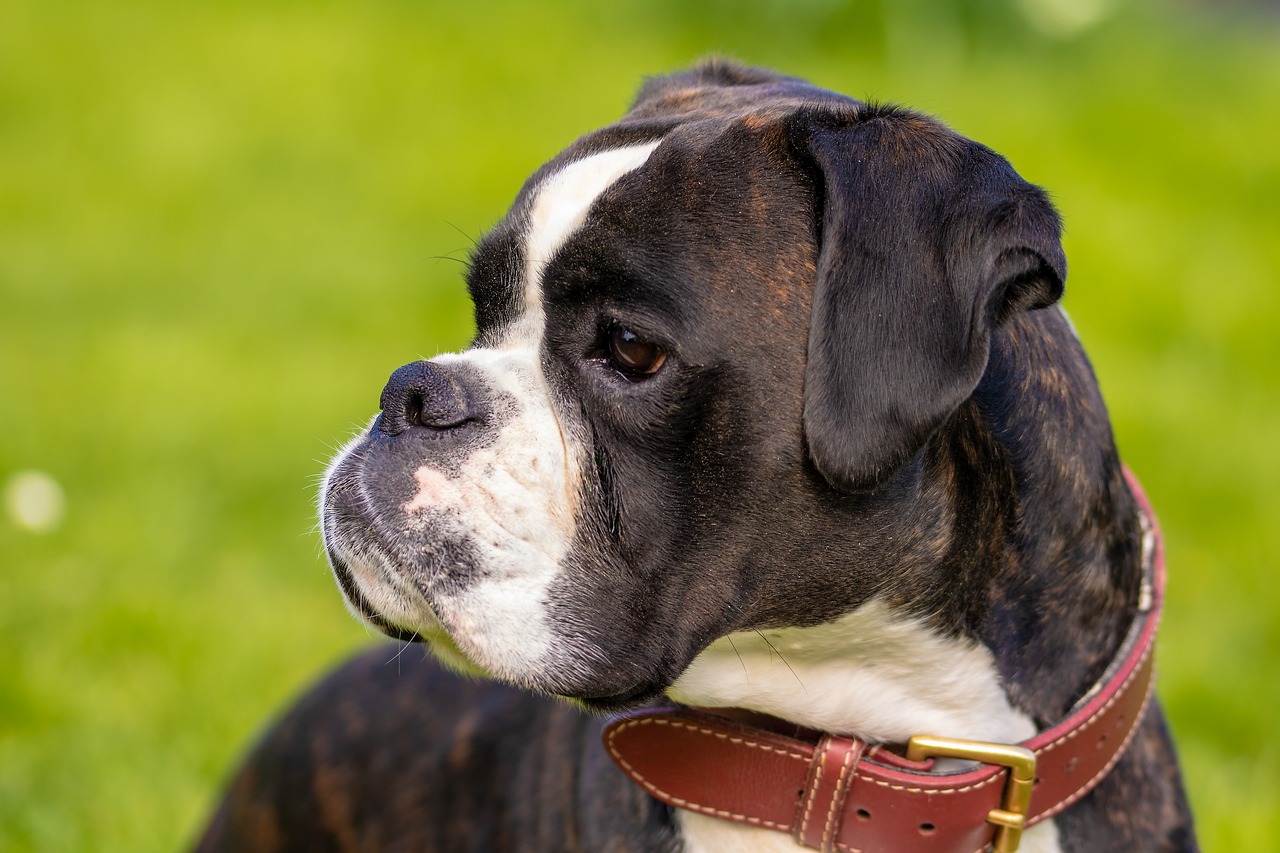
[604,469,1164,853]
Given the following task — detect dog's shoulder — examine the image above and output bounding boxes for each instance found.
[195,648,678,852]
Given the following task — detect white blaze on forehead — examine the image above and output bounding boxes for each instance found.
[522,141,662,315]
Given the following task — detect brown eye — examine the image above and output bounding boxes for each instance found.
[607,325,667,380]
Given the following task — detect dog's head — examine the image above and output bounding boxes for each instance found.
[320,62,1065,710]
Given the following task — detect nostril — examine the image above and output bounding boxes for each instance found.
[404,392,425,428]
[378,361,475,436]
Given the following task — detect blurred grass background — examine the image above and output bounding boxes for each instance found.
[1,0,1276,849]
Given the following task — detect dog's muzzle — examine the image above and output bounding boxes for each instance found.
[319,347,584,689]
[321,359,494,639]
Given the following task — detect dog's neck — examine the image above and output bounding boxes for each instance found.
[668,310,1142,748]
[962,309,1144,726]
[666,596,1041,746]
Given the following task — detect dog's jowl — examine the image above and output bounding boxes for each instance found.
[196,62,1196,852]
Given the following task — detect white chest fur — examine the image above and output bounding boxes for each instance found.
[666,599,1063,852]
[676,811,1061,853]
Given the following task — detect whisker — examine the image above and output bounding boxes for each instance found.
[755,630,805,693]
[430,253,470,267]
[727,635,749,685]
[388,633,421,675]
[442,220,481,250]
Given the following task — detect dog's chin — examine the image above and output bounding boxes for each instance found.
[369,621,427,644]
[409,627,675,712]
[413,630,503,681]
[565,682,671,714]
[431,642,673,712]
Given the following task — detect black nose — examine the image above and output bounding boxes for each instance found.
[376,361,475,437]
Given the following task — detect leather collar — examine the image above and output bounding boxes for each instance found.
[604,468,1164,853]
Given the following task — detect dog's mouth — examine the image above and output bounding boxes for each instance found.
[326,549,427,644]
[328,545,515,681]
[328,535,679,710]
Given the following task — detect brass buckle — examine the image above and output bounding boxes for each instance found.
[906,735,1037,853]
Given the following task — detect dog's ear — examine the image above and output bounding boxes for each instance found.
[798,106,1066,492]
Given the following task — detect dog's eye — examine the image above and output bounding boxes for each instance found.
[606,324,667,381]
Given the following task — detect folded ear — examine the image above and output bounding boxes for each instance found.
[798,106,1066,492]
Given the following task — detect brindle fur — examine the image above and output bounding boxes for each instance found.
[196,62,1195,852]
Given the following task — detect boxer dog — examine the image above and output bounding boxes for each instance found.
[196,62,1196,852]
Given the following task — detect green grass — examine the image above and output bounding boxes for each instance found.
[1,1,1276,849]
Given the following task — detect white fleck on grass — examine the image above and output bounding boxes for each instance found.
[5,470,66,534]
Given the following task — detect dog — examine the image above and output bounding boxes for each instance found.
[196,61,1197,852]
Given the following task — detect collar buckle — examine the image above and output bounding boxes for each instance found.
[906,734,1037,853]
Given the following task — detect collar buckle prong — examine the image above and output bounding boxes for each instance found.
[906,735,1038,853]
